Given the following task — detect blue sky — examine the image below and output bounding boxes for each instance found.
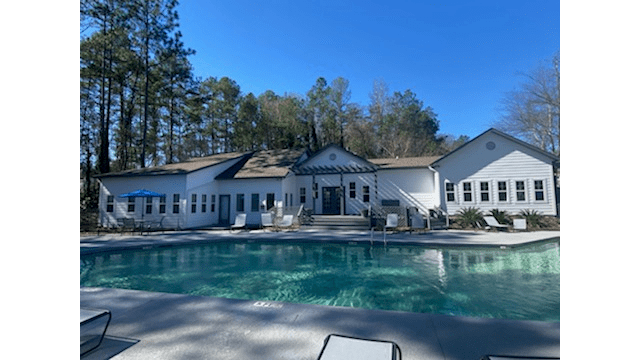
[175,0,559,139]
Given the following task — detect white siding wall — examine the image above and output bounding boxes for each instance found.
[437,132,557,216]
[217,178,283,226]
[377,168,437,215]
[99,175,187,229]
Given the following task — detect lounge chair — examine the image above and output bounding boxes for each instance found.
[316,334,402,360]
[483,216,510,231]
[383,213,398,242]
[410,213,425,233]
[513,218,527,231]
[277,214,294,230]
[80,308,111,356]
[480,356,559,360]
[261,213,274,230]
[231,213,247,231]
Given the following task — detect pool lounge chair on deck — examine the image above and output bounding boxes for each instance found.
[316,334,402,360]
[276,214,294,231]
[483,216,510,231]
[261,213,274,230]
[231,213,247,232]
[383,213,398,242]
[81,308,111,356]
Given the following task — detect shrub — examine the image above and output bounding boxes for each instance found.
[489,208,510,224]
[456,207,484,228]
[519,209,541,228]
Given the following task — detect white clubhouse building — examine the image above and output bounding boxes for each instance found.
[96,128,559,229]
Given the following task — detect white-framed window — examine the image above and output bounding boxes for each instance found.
[480,181,490,202]
[445,182,455,202]
[128,197,135,212]
[211,194,215,212]
[159,196,166,214]
[237,193,245,212]
[146,197,153,214]
[515,181,526,201]
[251,193,260,212]
[300,188,306,204]
[191,194,197,213]
[463,182,473,202]
[534,180,545,201]
[106,195,114,212]
[202,194,207,212]
[362,186,370,203]
[173,194,180,214]
[497,181,508,202]
[349,182,356,198]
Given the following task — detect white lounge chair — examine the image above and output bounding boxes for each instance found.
[316,334,402,360]
[80,308,111,356]
[383,213,398,242]
[483,216,509,231]
[261,213,274,230]
[513,218,527,231]
[277,214,294,230]
[231,213,247,231]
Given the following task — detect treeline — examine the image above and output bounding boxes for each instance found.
[80,0,468,205]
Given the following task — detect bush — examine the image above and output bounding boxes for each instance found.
[456,207,484,228]
[489,208,510,224]
[519,209,541,228]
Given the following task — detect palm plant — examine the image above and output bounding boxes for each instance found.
[489,208,510,224]
[519,209,541,228]
[456,207,484,228]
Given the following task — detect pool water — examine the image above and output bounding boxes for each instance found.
[81,239,559,321]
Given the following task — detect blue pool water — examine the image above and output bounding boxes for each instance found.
[81,239,559,321]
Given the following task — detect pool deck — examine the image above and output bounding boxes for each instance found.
[80,229,560,360]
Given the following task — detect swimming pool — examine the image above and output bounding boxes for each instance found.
[81,239,559,321]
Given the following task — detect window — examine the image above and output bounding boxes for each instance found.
[516,181,526,201]
[173,194,180,214]
[211,195,215,212]
[159,196,166,214]
[106,195,114,212]
[202,194,207,213]
[266,193,275,209]
[251,194,260,212]
[285,192,288,207]
[349,182,356,198]
[534,180,545,201]
[445,183,455,202]
[236,193,245,212]
[300,188,306,204]
[498,181,508,202]
[463,182,472,202]
[191,194,197,213]
[128,197,135,212]
[480,182,490,202]
[146,197,153,214]
[363,186,370,203]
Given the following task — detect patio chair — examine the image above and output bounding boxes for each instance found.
[278,214,294,230]
[231,213,247,232]
[383,213,398,242]
[483,216,510,231]
[261,213,274,230]
[80,308,111,356]
[316,334,402,360]
[513,218,527,231]
[122,218,136,233]
[409,213,425,233]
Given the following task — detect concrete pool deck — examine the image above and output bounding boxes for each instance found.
[80,229,560,360]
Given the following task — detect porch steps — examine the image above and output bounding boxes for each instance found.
[301,215,371,231]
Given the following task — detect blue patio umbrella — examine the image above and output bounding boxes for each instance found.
[119,189,166,221]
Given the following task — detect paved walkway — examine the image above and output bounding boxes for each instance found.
[80,229,560,360]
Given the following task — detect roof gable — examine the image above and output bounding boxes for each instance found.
[216,149,307,179]
[431,128,559,167]
[293,144,378,175]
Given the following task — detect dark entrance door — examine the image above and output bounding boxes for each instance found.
[219,195,230,225]
[322,187,341,215]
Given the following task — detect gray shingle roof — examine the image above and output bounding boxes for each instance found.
[369,156,440,169]
[216,149,307,179]
[94,152,248,178]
